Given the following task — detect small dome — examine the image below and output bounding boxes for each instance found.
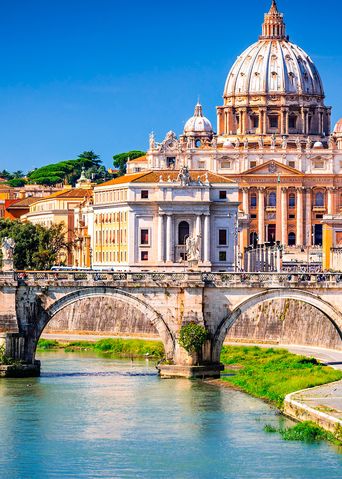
[313,141,323,149]
[334,119,342,134]
[184,102,213,135]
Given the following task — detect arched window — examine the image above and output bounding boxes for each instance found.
[250,193,257,208]
[288,232,296,246]
[195,139,201,148]
[315,191,324,207]
[289,193,295,208]
[178,221,190,245]
[250,232,258,247]
[268,191,277,207]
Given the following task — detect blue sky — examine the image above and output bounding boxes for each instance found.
[0,0,341,171]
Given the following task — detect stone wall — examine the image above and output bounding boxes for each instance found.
[226,299,342,350]
[46,296,159,337]
[45,296,342,350]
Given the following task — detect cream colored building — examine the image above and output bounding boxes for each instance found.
[127,0,342,257]
[92,170,239,271]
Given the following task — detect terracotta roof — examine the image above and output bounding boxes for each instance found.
[97,170,235,187]
[127,156,147,163]
[6,197,40,209]
[31,188,93,203]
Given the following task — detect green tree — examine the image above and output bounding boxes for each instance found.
[6,178,27,187]
[178,322,208,354]
[0,220,68,270]
[113,150,146,176]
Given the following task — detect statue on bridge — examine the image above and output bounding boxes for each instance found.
[1,237,16,271]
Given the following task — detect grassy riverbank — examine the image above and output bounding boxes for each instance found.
[37,338,165,358]
[220,346,342,408]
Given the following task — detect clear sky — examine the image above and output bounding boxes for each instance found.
[0,0,341,171]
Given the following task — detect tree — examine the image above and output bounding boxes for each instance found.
[0,220,68,270]
[6,178,27,187]
[27,151,102,186]
[113,150,146,176]
[178,322,208,355]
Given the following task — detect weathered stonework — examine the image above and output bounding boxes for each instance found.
[226,299,342,350]
[0,272,342,377]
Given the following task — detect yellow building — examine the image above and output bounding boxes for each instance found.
[322,215,342,271]
[22,187,93,266]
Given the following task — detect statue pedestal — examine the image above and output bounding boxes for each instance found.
[2,259,14,272]
[188,260,199,271]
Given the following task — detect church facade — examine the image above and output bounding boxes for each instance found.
[126,0,342,260]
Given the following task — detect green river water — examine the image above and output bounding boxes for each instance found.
[0,351,341,479]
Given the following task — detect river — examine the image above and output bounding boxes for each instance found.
[0,351,341,479]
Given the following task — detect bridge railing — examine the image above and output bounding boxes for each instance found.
[1,271,342,286]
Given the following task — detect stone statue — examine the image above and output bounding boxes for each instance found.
[296,137,302,151]
[186,235,201,263]
[1,237,15,260]
[235,137,240,149]
[1,237,16,271]
[270,134,276,149]
[306,137,311,150]
[211,136,217,148]
[243,138,249,149]
[177,165,192,186]
[282,136,288,149]
[149,132,155,149]
[258,136,264,149]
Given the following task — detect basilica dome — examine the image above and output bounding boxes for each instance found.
[224,1,324,99]
[334,119,342,134]
[184,102,213,135]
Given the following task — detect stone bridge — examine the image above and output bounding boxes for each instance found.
[1,271,342,377]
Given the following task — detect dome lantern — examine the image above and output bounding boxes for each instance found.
[182,101,214,148]
[260,1,287,40]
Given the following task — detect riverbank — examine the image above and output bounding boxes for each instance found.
[37,337,165,359]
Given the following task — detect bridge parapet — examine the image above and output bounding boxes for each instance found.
[0,271,341,289]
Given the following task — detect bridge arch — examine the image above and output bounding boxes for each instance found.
[28,287,175,363]
[212,288,342,362]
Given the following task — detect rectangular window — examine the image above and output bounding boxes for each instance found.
[141,190,149,199]
[269,115,278,128]
[289,116,297,129]
[221,161,231,169]
[198,162,206,169]
[289,161,296,169]
[251,214,257,219]
[289,214,295,219]
[250,161,257,169]
[219,191,227,200]
[140,229,149,245]
[166,157,175,168]
[141,251,148,261]
[219,251,227,262]
[219,229,228,245]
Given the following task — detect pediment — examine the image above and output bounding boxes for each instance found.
[242,160,304,176]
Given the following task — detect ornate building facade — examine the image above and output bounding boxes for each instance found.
[127,0,342,261]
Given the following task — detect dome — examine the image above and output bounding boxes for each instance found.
[223,1,324,99]
[334,119,342,134]
[184,102,213,135]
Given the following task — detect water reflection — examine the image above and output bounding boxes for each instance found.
[0,351,341,479]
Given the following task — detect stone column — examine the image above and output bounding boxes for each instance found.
[196,215,202,261]
[158,214,164,263]
[166,214,173,262]
[296,187,304,246]
[258,188,265,244]
[203,214,210,263]
[259,109,264,135]
[242,187,249,215]
[263,108,267,134]
[285,108,289,135]
[327,187,334,215]
[281,187,288,246]
[301,107,306,135]
[305,188,312,247]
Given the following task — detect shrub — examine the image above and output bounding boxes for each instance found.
[179,322,208,354]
